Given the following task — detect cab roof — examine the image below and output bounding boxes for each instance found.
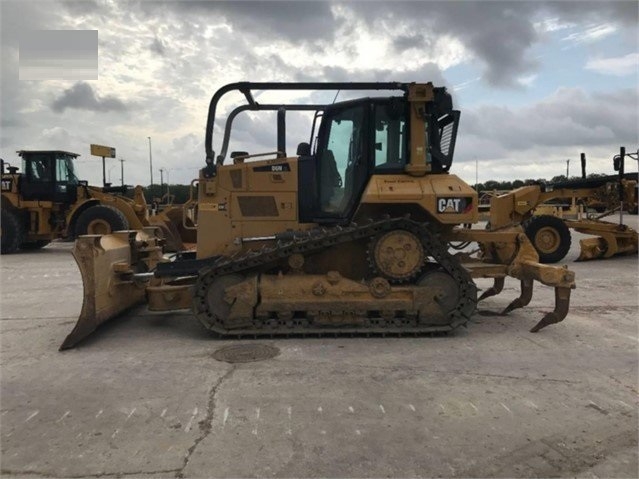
[17,150,80,157]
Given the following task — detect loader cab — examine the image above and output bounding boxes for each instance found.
[18,150,80,204]
[299,97,410,222]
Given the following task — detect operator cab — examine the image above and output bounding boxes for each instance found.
[18,150,81,204]
[299,94,459,223]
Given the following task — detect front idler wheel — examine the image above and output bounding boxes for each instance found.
[417,270,460,325]
[194,273,245,331]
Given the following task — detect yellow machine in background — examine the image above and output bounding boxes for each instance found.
[61,82,576,350]
[487,160,638,263]
[0,150,194,254]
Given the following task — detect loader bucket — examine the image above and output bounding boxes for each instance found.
[60,230,163,350]
[147,206,197,252]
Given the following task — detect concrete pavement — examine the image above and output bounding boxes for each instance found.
[1,220,637,478]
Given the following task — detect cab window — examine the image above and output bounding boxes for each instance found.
[26,154,53,182]
[374,102,407,172]
[56,156,78,185]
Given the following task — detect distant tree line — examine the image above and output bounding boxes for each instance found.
[121,184,195,205]
[474,173,607,193]
[119,173,610,205]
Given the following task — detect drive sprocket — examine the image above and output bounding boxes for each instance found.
[368,229,425,283]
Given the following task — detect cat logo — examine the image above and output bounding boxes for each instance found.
[1,179,12,191]
[436,197,471,214]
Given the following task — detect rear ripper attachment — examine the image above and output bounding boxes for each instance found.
[449,227,575,333]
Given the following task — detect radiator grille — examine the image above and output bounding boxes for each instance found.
[237,196,279,217]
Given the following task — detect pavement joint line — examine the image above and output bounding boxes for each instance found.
[175,364,236,479]
[286,406,292,435]
[500,402,514,415]
[222,407,229,428]
[24,411,39,422]
[251,407,260,436]
[55,411,70,423]
[184,407,198,432]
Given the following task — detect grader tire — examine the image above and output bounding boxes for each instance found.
[525,215,571,264]
[75,205,129,237]
[1,209,25,254]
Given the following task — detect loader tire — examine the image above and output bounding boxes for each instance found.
[524,215,571,264]
[21,240,51,250]
[1,209,25,254]
[75,205,129,237]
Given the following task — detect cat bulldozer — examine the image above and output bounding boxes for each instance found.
[60,81,576,350]
[0,150,194,254]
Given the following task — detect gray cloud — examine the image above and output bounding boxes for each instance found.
[151,0,636,88]
[458,87,638,158]
[546,0,638,27]
[51,82,128,113]
[147,0,341,43]
[392,34,428,53]
[149,36,166,56]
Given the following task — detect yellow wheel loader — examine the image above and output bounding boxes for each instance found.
[61,82,576,350]
[0,151,191,254]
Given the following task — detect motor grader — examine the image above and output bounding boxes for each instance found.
[60,82,576,350]
[486,150,638,264]
[0,150,194,254]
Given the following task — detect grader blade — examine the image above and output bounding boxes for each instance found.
[574,221,638,261]
[60,230,163,350]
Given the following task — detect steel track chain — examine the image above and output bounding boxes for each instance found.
[193,217,477,336]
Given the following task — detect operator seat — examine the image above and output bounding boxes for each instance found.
[320,149,342,208]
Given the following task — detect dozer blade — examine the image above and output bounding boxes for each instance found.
[60,230,163,350]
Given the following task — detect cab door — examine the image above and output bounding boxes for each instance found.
[311,101,370,223]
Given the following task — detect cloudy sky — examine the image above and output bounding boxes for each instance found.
[1,0,637,187]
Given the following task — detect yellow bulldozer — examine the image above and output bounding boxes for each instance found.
[60,81,577,350]
[0,150,194,254]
